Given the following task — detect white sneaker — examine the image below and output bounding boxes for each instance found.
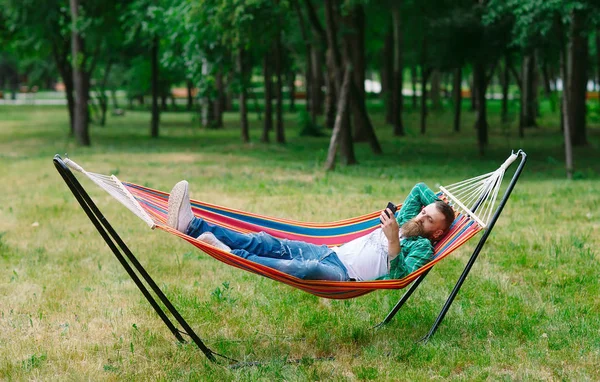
[167,180,194,233]
[198,232,231,252]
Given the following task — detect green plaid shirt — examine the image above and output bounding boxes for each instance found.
[379,183,440,280]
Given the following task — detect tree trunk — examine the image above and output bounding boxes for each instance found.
[69,0,90,146]
[310,49,324,122]
[337,4,380,152]
[201,59,215,127]
[224,71,234,111]
[430,69,442,110]
[262,52,273,142]
[275,31,285,144]
[533,59,540,118]
[52,39,76,135]
[339,91,357,165]
[348,5,369,142]
[569,10,588,146]
[238,49,250,143]
[150,35,159,138]
[443,73,451,99]
[213,70,224,128]
[541,61,551,97]
[324,54,337,129]
[561,44,573,179]
[541,60,556,113]
[420,67,429,135]
[325,67,352,171]
[349,83,382,154]
[324,0,356,165]
[293,0,311,116]
[501,54,510,123]
[59,65,76,135]
[596,29,600,109]
[391,8,404,136]
[474,60,488,155]
[520,53,537,130]
[251,87,262,121]
[411,65,417,109]
[324,0,342,90]
[97,60,111,126]
[305,0,333,127]
[382,25,393,124]
[160,93,167,111]
[470,74,477,111]
[305,46,313,115]
[288,71,296,112]
[313,49,325,116]
[186,80,194,110]
[453,66,462,132]
[303,0,326,117]
[111,89,119,109]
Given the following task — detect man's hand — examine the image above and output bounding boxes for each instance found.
[380,208,400,242]
[381,208,401,260]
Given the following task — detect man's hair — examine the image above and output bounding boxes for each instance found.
[434,200,456,232]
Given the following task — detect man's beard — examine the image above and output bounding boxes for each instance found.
[401,218,425,239]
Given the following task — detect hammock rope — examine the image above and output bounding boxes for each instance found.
[63,152,518,299]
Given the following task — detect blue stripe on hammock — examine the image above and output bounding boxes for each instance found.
[127,183,380,237]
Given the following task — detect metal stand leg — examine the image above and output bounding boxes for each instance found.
[53,155,218,362]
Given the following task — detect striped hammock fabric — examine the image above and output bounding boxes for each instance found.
[121,182,483,299]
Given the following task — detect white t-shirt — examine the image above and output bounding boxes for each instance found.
[332,228,402,281]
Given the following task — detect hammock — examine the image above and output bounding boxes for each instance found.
[53,150,527,362]
[62,152,516,299]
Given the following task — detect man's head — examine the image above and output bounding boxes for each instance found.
[402,201,455,241]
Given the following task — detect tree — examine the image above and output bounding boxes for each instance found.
[325,66,352,170]
[69,0,90,145]
[341,4,382,154]
[186,0,284,143]
[391,5,405,136]
[303,0,330,126]
[3,0,75,133]
[323,0,356,165]
[487,0,600,172]
[123,0,171,138]
[568,8,589,146]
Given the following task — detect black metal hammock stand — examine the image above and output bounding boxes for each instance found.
[53,150,527,364]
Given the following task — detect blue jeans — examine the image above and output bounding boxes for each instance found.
[186,217,350,281]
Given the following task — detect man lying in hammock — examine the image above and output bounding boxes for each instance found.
[167,182,455,282]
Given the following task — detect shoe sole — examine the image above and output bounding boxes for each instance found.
[167,181,188,229]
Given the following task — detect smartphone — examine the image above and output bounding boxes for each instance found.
[381,201,397,223]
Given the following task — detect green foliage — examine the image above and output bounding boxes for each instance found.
[211,281,237,303]
[485,0,600,50]
[20,353,47,371]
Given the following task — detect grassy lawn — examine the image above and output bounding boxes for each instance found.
[1,103,599,380]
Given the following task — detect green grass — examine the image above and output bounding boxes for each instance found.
[0,102,599,380]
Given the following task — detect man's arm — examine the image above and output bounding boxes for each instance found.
[396,182,440,226]
[381,240,433,280]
